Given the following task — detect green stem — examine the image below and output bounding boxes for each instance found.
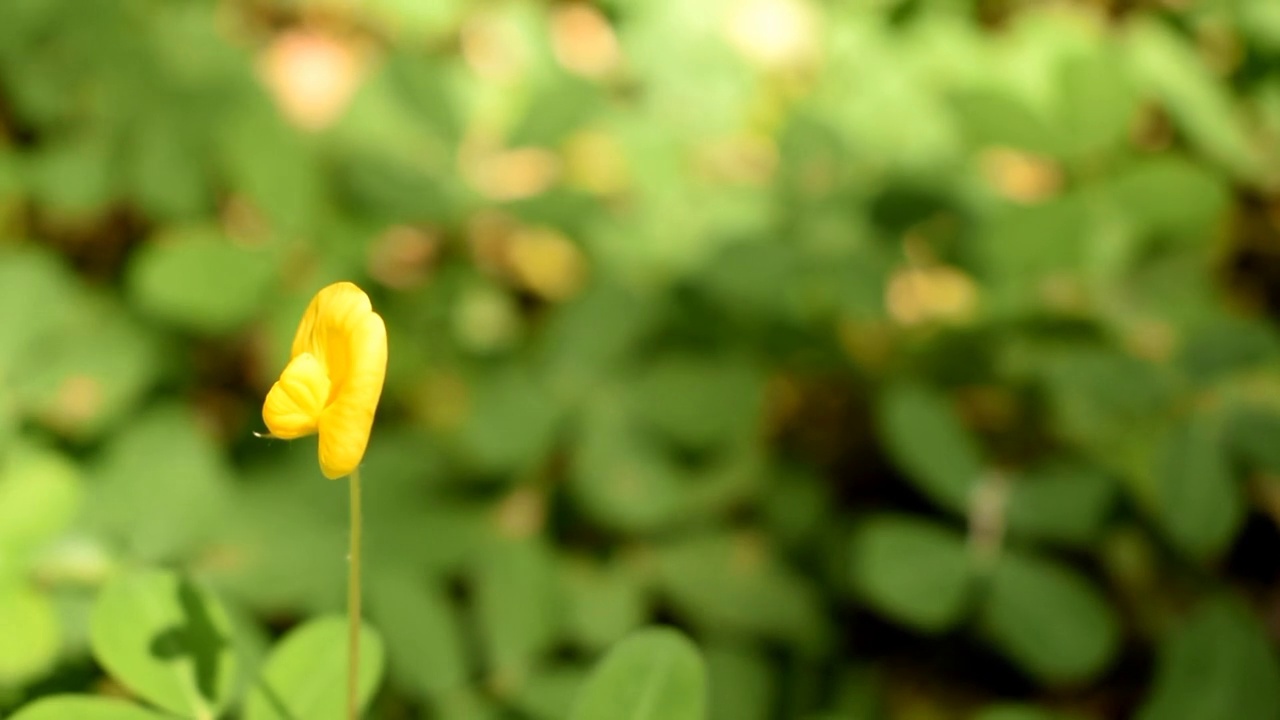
[347,467,363,720]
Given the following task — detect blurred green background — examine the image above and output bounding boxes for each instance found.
[4,0,1280,718]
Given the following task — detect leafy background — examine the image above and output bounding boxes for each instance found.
[3,0,1280,718]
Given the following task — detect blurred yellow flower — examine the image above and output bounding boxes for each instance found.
[263,282,387,479]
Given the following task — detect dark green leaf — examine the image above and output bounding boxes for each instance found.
[978,551,1119,683]
[848,515,973,633]
[1137,596,1280,720]
[878,383,983,513]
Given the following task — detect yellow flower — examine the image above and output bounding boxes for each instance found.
[263,282,388,479]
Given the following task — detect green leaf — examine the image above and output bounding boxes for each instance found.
[0,248,77,375]
[474,536,559,678]
[1125,20,1264,179]
[512,665,588,720]
[1151,411,1244,561]
[16,292,160,441]
[244,616,385,720]
[126,226,277,334]
[1136,596,1280,720]
[1055,47,1136,159]
[951,88,1059,155]
[1177,315,1280,386]
[878,383,983,512]
[629,354,764,449]
[87,403,232,561]
[8,695,171,720]
[26,135,117,214]
[367,570,467,700]
[0,585,60,685]
[457,367,560,473]
[1226,404,1280,475]
[570,397,693,532]
[1038,347,1173,474]
[706,644,774,720]
[219,99,322,233]
[0,442,81,557]
[125,111,211,220]
[1005,464,1115,547]
[1100,157,1230,244]
[977,198,1087,315]
[569,627,707,720]
[89,569,240,718]
[655,533,827,651]
[560,557,647,652]
[848,515,973,633]
[978,551,1119,683]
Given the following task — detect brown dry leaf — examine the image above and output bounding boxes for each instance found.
[551,4,621,79]
[978,147,1062,204]
[461,10,533,83]
[367,225,441,290]
[465,147,560,201]
[696,134,779,186]
[493,486,547,540]
[562,129,629,195]
[885,265,980,326]
[505,226,588,301]
[259,29,365,132]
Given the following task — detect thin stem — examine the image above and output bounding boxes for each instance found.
[347,467,363,720]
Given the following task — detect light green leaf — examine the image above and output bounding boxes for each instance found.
[89,569,240,718]
[126,226,277,334]
[569,627,707,720]
[951,88,1059,154]
[878,383,982,512]
[848,515,973,632]
[244,616,385,720]
[0,442,81,557]
[1055,48,1136,159]
[0,585,60,685]
[1136,596,1280,720]
[978,551,1118,683]
[8,695,171,720]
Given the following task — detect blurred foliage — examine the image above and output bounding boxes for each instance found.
[4,0,1280,718]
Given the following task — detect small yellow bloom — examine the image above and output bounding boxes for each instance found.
[263,282,388,479]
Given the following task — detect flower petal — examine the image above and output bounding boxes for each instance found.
[262,352,331,439]
[317,310,387,479]
[290,281,372,368]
